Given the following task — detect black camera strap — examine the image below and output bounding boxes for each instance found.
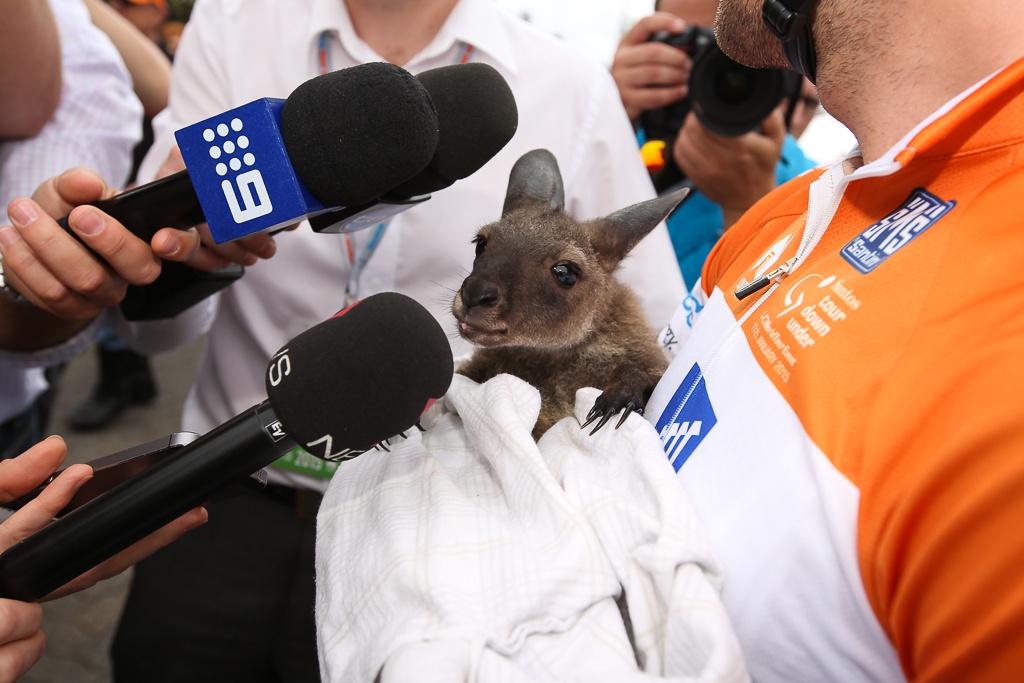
[762,0,818,84]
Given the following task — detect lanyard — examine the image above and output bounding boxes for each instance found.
[316,30,474,306]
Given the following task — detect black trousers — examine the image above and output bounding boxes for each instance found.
[0,365,62,461]
[111,487,321,682]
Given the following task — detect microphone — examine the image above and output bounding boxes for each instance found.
[59,62,440,321]
[308,62,519,234]
[0,292,454,602]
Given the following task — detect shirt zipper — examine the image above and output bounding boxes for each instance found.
[732,158,870,308]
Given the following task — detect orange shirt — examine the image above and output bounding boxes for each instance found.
[648,58,1024,682]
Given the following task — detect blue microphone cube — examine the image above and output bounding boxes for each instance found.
[175,99,325,243]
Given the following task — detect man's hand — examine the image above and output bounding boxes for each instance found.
[1,168,172,321]
[0,436,207,680]
[0,594,43,683]
[0,436,208,599]
[0,151,281,328]
[672,109,787,228]
[610,13,692,121]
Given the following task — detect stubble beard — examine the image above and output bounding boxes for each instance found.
[714,0,791,69]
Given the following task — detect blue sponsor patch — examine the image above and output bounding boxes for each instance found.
[841,188,955,274]
[655,363,717,472]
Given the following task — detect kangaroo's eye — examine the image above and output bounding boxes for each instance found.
[472,236,486,257]
[552,262,578,287]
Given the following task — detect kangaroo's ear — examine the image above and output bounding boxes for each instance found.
[502,149,565,217]
[590,188,689,272]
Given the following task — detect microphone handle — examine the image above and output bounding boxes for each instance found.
[55,169,242,322]
[0,402,295,602]
[57,169,205,253]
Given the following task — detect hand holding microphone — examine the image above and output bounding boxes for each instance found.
[61,61,441,248]
[60,61,441,320]
[3,61,433,322]
[0,292,454,602]
[4,61,518,322]
[0,437,208,600]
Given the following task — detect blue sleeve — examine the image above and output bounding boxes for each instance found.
[776,134,819,185]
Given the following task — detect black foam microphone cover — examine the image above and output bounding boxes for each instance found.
[267,292,455,456]
[0,293,454,602]
[280,62,440,207]
[390,62,519,198]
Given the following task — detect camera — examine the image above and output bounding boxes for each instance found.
[638,26,801,193]
[640,26,801,140]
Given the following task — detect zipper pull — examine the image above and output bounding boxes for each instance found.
[734,257,798,300]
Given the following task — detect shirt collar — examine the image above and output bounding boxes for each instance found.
[859,55,1024,174]
[304,0,518,75]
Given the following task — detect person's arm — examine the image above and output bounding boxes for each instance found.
[82,0,171,118]
[609,12,691,122]
[0,0,62,139]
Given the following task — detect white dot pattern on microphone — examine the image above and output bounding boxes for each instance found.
[204,118,257,184]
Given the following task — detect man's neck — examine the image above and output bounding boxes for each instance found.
[815,0,1024,163]
[345,0,461,66]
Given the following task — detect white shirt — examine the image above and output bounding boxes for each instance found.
[127,0,686,489]
[0,0,141,425]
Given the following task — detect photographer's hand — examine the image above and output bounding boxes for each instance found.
[611,13,692,121]
[672,109,786,228]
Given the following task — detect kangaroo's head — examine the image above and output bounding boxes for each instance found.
[452,149,687,350]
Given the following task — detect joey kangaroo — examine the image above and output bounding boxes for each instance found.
[452,149,688,439]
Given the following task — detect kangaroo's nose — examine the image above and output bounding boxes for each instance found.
[461,276,500,309]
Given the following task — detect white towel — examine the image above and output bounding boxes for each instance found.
[316,374,749,683]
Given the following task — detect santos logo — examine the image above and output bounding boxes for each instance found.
[655,363,718,472]
[841,187,955,274]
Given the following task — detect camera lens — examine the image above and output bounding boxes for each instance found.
[690,45,788,136]
[713,66,758,106]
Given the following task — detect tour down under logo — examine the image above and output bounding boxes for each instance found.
[841,188,955,274]
[655,363,717,472]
